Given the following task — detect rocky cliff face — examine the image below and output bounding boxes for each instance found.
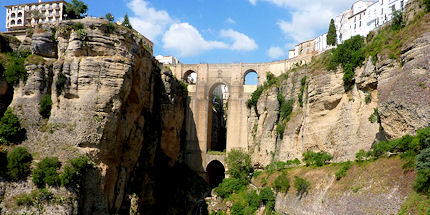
[0,17,208,215]
[248,13,430,168]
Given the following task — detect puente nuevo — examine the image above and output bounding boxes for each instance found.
[169,55,312,183]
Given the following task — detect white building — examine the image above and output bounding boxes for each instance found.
[289,0,409,59]
[155,55,180,65]
[5,0,66,32]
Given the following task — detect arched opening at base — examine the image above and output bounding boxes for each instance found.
[206,160,225,188]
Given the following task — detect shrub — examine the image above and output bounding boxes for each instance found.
[273,173,290,193]
[246,190,260,212]
[298,76,307,107]
[76,29,87,41]
[105,13,114,22]
[15,193,33,207]
[302,150,333,167]
[7,147,33,181]
[365,92,371,104]
[355,149,371,162]
[0,108,26,144]
[225,150,253,183]
[4,55,27,85]
[415,148,430,171]
[327,35,365,90]
[294,176,310,199]
[276,122,286,139]
[246,86,263,109]
[368,108,380,124]
[32,157,61,188]
[259,187,275,212]
[278,95,294,121]
[60,156,90,188]
[335,161,352,180]
[39,94,52,119]
[214,178,245,198]
[104,22,116,34]
[231,202,244,215]
[391,8,405,31]
[413,168,430,195]
[56,71,67,95]
[72,22,85,31]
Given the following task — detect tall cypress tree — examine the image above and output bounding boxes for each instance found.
[122,13,133,29]
[327,19,337,46]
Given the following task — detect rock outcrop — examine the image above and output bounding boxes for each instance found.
[0,17,208,215]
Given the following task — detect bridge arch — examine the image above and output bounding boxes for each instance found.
[207,82,229,152]
[206,160,225,188]
[243,69,259,85]
[183,70,197,85]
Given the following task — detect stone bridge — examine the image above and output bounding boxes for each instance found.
[169,56,311,185]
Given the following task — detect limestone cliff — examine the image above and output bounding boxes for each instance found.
[247,11,430,167]
[0,17,208,215]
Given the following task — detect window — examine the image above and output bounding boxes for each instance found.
[49,17,53,22]
[11,20,15,25]
[11,13,16,18]
[18,12,22,17]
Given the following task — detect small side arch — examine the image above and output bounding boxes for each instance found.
[183,70,197,85]
[243,69,259,85]
[206,160,225,188]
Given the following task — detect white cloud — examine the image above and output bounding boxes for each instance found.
[251,0,357,48]
[267,46,285,59]
[127,0,175,42]
[163,23,228,57]
[220,29,258,51]
[226,17,236,24]
[249,0,257,5]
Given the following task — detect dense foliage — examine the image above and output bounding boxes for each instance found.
[259,187,275,212]
[122,13,133,29]
[213,178,245,198]
[7,147,33,181]
[335,161,352,180]
[2,51,30,85]
[64,0,88,19]
[327,19,337,46]
[276,93,294,139]
[56,71,68,95]
[0,108,26,144]
[105,13,114,22]
[273,173,290,193]
[298,76,307,107]
[225,150,254,183]
[302,150,333,167]
[32,157,61,188]
[60,156,90,189]
[39,94,52,119]
[294,176,310,199]
[391,8,405,31]
[327,35,365,90]
[265,159,301,172]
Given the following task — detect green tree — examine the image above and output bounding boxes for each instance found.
[60,156,90,189]
[122,13,133,29]
[105,13,114,22]
[294,176,310,199]
[64,0,88,19]
[259,187,275,212]
[416,148,430,171]
[0,108,26,144]
[39,94,52,119]
[225,150,253,183]
[413,169,430,195]
[391,8,404,31]
[7,147,33,181]
[273,173,290,193]
[32,157,61,188]
[327,18,337,46]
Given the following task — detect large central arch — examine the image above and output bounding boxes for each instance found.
[170,56,313,177]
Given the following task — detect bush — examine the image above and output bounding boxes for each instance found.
[276,122,286,139]
[368,108,380,124]
[32,157,61,188]
[413,168,430,195]
[0,108,26,144]
[246,86,263,109]
[214,178,245,198]
[56,71,67,95]
[246,190,260,212]
[273,173,290,193]
[4,54,27,85]
[259,187,275,212]
[298,76,307,107]
[7,147,33,181]
[76,29,87,41]
[415,148,430,171]
[231,202,244,215]
[391,8,404,31]
[105,13,114,22]
[225,150,253,183]
[327,35,365,90]
[355,149,371,162]
[302,150,333,167]
[335,161,352,180]
[294,176,310,199]
[72,22,85,31]
[60,156,90,188]
[104,22,116,34]
[365,92,371,104]
[15,193,33,207]
[39,94,52,119]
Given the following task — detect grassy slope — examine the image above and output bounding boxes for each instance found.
[252,157,429,214]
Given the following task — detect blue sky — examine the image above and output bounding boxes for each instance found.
[1,0,358,64]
